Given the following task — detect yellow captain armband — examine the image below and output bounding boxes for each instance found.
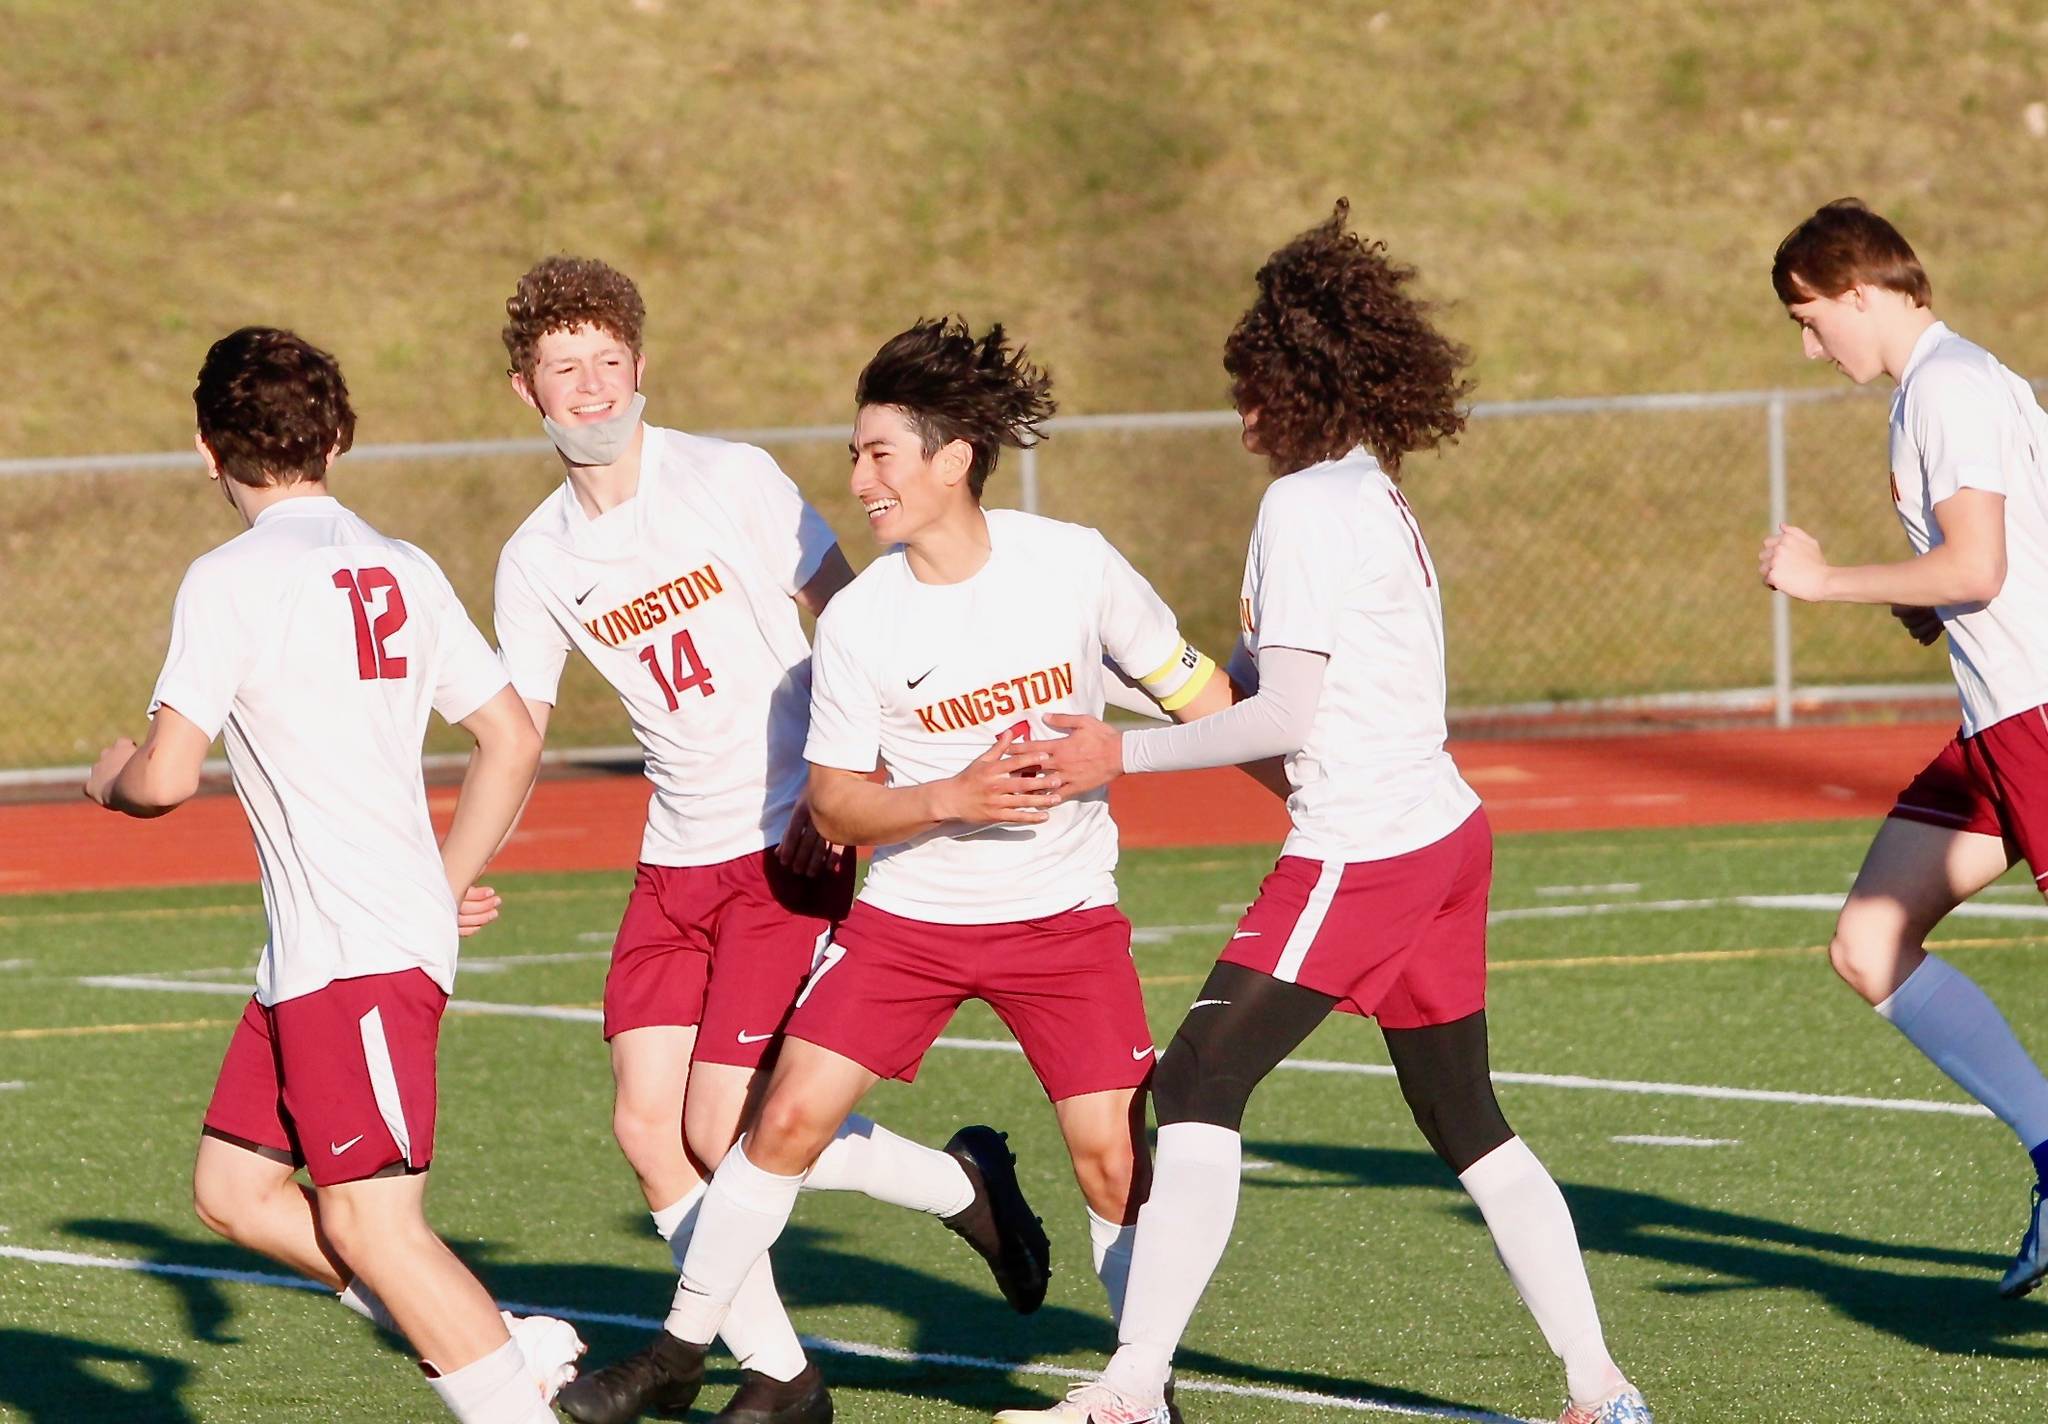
[1140,641,1218,714]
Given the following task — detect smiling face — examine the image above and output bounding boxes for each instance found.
[1783,284,1888,385]
[512,323,644,424]
[848,404,974,547]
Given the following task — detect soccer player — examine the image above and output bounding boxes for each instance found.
[491,261,1051,1424]
[83,327,581,1423]
[560,315,1233,1418]
[996,203,1651,1424]
[1759,198,2048,1297]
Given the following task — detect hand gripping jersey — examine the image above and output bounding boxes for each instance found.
[494,427,838,866]
[805,510,1188,924]
[149,497,512,1006]
[1240,448,1480,862]
[1889,322,2048,735]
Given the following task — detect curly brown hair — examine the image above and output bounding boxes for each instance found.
[854,317,1056,498]
[1223,200,1472,477]
[193,327,356,488]
[501,255,646,379]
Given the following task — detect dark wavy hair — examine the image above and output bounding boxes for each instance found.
[193,327,356,488]
[501,255,647,380]
[854,317,1056,497]
[1771,198,1931,308]
[1224,200,1472,477]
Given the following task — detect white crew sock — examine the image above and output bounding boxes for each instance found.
[337,1277,398,1332]
[802,1113,977,1216]
[1087,1206,1137,1323]
[1459,1136,1625,1407]
[654,1183,807,1382]
[425,1337,555,1424]
[1098,1121,1241,1403]
[667,1140,807,1347]
[1877,955,2048,1147]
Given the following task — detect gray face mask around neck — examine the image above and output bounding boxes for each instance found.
[543,391,647,467]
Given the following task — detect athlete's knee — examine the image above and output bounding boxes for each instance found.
[610,1089,684,1167]
[191,1149,277,1242]
[1399,1070,1512,1175]
[746,1087,839,1168]
[1067,1136,1137,1217]
[1151,1031,1258,1130]
[1827,907,1904,1000]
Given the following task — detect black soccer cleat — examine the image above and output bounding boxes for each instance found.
[941,1123,1052,1314]
[708,1362,834,1423]
[554,1329,706,1423]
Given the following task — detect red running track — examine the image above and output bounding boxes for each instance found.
[0,722,1954,896]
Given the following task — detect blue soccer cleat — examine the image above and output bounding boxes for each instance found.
[1999,1184,2048,1299]
[1557,1384,1653,1424]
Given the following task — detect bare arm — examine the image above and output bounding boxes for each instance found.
[806,730,1057,847]
[83,706,212,818]
[441,686,544,905]
[1761,490,2007,607]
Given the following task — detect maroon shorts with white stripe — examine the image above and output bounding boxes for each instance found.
[783,901,1157,1102]
[1890,707,2048,892]
[1219,809,1492,1029]
[203,969,446,1187]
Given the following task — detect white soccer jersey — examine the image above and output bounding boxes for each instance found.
[1240,448,1480,862]
[494,427,837,867]
[1889,321,2048,735]
[806,510,1186,924]
[148,496,511,1007]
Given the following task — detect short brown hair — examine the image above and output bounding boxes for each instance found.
[854,317,1056,498]
[501,255,646,380]
[193,327,355,489]
[1772,199,1931,308]
[1224,200,1472,477]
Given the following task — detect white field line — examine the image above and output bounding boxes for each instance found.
[1490,894,2048,923]
[0,1081,24,1091]
[0,1243,1531,1422]
[1534,883,1640,897]
[1610,1135,1740,1148]
[76,974,1996,1119]
[0,958,31,971]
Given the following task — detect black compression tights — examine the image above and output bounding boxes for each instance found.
[1151,962,1515,1175]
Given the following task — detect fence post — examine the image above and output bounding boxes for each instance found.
[1018,442,1041,515]
[1768,394,1793,728]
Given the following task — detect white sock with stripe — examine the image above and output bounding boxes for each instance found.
[1459,1136,1624,1407]
[652,1182,807,1381]
[1099,1121,1241,1403]
[1876,954,2048,1148]
[800,1113,977,1216]
[666,1141,807,1348]
[1088,1206,1138,1323]
[425,1337,555,1424]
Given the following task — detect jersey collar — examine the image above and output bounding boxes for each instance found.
[251,494,343,525]
[1900,321,1950,385]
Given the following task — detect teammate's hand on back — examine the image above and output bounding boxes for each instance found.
[777,799,846,876]
[1891,603,1944,646]
[1759,523,1831,601]
[82,737,139,808]
[456,884,502,937]
[928,725,1060,825]
[1026,714,1123,801]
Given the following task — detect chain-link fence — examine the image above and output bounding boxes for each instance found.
[0,386,1952,774]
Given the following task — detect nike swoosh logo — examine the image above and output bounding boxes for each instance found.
[1230,930,1262,940]
[736,1029,775,1044]
[329,1134,366,1156]
[906,667,937,690]
[574,584,600,605]
[1132,1046,1156,1060]
[1190,999,1231,1009]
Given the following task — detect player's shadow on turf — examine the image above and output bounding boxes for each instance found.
[0,1329,196,1422]
[1241,1139,2048,1360]
[65,1218,251,1346]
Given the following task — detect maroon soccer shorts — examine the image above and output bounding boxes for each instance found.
[203,968,446,1187]
[1890,706,2048,890]
[1220,809,1492,1029]
[604,847,857,1064]
[783,901,1157,1102]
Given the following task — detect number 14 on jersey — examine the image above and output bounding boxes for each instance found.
[639,628,716,708]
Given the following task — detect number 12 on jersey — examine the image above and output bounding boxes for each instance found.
[332,567,409,680]
[640,628,716,708]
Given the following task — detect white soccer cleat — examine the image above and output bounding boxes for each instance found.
[994,1380,1171,1423]
[503,1310,587,1402]
[1557,1383,1652,1424]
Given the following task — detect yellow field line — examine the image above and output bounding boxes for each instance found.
[0,883,626,928]
[1492,934,2033,972]
[1,1017,233,1040]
